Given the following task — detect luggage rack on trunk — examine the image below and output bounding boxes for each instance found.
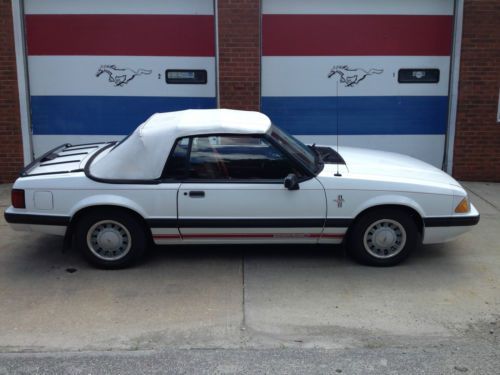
[20,142,111,177]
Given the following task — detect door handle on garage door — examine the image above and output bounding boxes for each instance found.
[188,191,205,198]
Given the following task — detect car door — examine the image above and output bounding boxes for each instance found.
[174,134,326,243]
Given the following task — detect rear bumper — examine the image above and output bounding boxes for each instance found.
[4,208,69,236]
[422,204,480,244]
[4,211,70,226]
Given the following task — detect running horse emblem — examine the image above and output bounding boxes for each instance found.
[96,65,152,87]
[328,65,383,87]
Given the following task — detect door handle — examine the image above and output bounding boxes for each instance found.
[188,191,205,198]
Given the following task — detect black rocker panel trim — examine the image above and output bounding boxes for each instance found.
[146,218,352,228]
[5,213,352,229]
[146,218,178,228]
[424,215,480,227]
[325,218,352,227]
[5,211,479,229]
[4,212,70,226]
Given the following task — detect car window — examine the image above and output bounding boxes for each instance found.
[268,125,317,173]
[188,135,303,180]
[163,137,189,179]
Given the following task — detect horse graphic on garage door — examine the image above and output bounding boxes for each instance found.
[96,65,152,87]
[328,65,383,87]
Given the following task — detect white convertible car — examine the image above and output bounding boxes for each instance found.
[4,109,479,268]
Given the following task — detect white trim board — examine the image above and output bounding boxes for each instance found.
[11,0,33,165]
[445,0,464,174]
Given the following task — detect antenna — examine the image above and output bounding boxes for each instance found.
[334,80,342,177]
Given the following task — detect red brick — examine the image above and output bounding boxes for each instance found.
[452,1,500,181]
[0,0,23,183]
[217,0,260,111]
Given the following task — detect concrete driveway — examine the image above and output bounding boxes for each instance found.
[0,182,499,371]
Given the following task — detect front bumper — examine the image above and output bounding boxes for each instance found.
[422,203,480,244]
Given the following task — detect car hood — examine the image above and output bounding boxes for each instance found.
[333,146,461,187]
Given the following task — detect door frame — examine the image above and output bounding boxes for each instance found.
[11,0,34,165]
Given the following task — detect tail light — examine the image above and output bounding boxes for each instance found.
[11,189,25,208]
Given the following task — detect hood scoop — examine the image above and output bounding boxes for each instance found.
[315,146,346,164]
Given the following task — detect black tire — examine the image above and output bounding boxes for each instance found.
[75,208,148,269]
[347,208,420,267]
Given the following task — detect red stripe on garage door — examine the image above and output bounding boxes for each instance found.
[25,15,215,56]
[262,14,453,56]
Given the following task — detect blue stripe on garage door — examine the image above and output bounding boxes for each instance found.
[31,96,217,135]
[261,96,448,135]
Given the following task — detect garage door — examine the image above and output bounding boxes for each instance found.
[261,0,454,167]
[24,0,216,156]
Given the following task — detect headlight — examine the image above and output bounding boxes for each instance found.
[455,197,470,213]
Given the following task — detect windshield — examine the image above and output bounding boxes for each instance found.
[268,125,319,173]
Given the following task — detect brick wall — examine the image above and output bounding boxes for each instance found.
[453,0,500,181]
[0,0,23,183]
[217,0,260,111]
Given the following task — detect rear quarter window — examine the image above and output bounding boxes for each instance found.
[163,138,189,179]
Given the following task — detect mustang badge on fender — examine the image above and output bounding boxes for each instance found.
[334,195,345,208]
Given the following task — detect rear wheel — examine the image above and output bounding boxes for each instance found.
[347,208,420,266]
[75,209,147,269]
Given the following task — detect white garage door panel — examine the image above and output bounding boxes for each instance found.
[262,56,451,97]
[28,56,216,98]
[262,0,453,15]
[25,0,214,15]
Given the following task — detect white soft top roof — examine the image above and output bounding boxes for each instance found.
[90,109,272,180]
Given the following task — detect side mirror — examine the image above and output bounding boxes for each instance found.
[284,173,300,190]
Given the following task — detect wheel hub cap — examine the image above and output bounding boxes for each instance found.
[86,220,132,261]
[373,228,396,248]
[363,219,407,259]
[97,229,122,251]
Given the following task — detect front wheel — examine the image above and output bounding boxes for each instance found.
[75,209,148,269]
[347,208,420,266]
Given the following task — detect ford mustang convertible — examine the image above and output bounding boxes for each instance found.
[4,109,479,268]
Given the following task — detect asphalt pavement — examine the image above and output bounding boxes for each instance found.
[0,182,499,374]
